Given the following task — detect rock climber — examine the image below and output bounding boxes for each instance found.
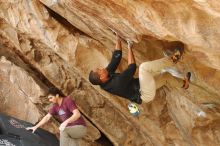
[89,32,190,104]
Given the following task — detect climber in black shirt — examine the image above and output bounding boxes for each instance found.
[89,33,142,104]
[89,32,191,105]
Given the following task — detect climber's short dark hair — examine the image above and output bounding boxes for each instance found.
[89,70,102,85]
[48,87,64,97]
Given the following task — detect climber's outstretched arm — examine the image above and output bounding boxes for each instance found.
[127,40,135,65]
[106,33,122,73]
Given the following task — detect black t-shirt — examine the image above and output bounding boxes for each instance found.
[100,50,140,101]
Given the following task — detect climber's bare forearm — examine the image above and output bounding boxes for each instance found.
[115,35,122,51]
[128,48,135,65]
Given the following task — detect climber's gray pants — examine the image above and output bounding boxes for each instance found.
[139,57,181,103]
[60,125,87,146]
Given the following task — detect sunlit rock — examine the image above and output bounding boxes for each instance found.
[0,0,220,146]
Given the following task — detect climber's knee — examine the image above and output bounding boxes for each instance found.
[139,62,152,74]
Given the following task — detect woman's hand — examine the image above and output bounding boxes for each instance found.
[26,126,38,133]
[59,121,68,131]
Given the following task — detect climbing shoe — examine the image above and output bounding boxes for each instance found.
[182,72,191,89]
[128,103,140,116]
[171,48,183,63]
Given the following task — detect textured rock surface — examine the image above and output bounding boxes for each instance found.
[40,0,220,69]
[0,56,43,123]
[0,0,220,146]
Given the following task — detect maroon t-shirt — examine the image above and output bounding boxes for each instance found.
[49,96,86,127]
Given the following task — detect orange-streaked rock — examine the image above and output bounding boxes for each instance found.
[0,0,220,146]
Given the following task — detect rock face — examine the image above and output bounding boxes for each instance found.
[0,0,220,146]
